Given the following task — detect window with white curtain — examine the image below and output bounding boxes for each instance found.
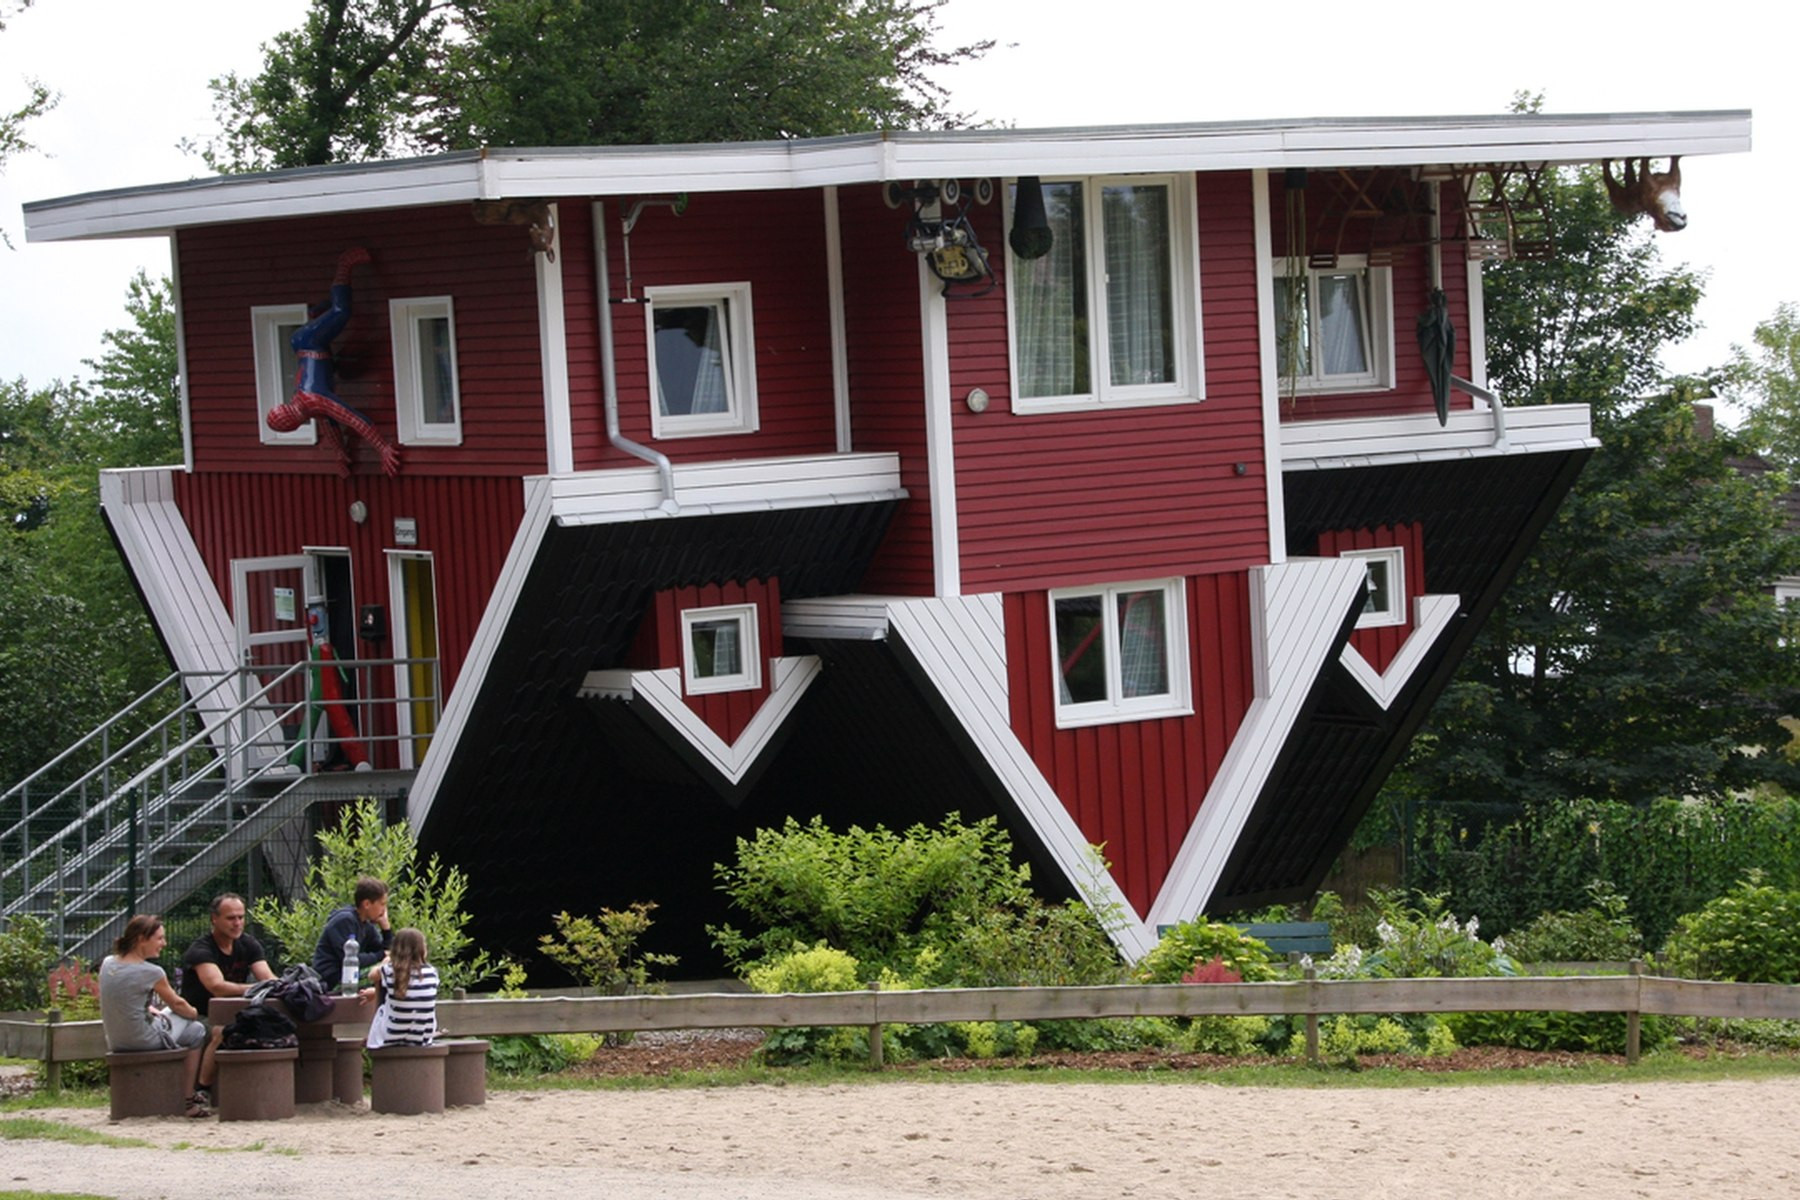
[682,603,761,694]
[1273,257,1395,393]
[1006,175,1202,413]
[391,296,463,445]
[645,282,758,438]
[1049,578,1191,727]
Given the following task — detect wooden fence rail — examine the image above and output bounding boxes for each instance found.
[8,971,1800,1079]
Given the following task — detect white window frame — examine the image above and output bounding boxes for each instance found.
[1341,545,1407,629]
[645,282,759,439]
[1004,173,1204,415]
[1049,577,1191,728]
[251,304,315,445]
[1273,255,1396,394]
[390,296,463,446]
[681,603,762,695]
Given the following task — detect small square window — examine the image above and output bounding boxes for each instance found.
[1273,258,1395,393]
[391,296,462,446]
[1340,546,1406,628]
[251,304,315,445]
[681,604,762,694]
[645,283,758,438]
[1050,578,1190,727]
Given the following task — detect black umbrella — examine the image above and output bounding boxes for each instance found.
[1416,287,1455,425]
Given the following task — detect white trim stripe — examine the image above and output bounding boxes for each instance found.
[26,112,1749,242]
[1252,168,1285,565]
[1282,402,1595,470]
[1147,557,1368,927]
[547,451,904,526]
[919,242,960,598]
[1339,594,1461,709]
[535,203,574,474]
[577,657,822,784]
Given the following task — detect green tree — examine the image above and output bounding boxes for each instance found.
[1380,167,1800,830]
[192,0,989,170]
[1727,302,1800,472]
[0,275,182,783]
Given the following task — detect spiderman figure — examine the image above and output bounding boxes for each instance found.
[265,246,403,478]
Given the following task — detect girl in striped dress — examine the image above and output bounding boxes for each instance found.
[363,927,438,1048]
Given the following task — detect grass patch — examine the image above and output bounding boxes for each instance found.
[0,1087,107,1113]
[490,1046,1800,1091]
[0,1117,149,1148]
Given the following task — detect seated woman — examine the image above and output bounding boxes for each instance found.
[99,913,210,1115]
[362,927,437,1048]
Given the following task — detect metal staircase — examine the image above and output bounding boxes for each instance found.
[1,659,426,961]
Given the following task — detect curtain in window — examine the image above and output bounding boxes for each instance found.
[1014,182,1087,399]
[1102,185,1174,389]
[654,303,730,417]
[691,619,740,677]
[688,304,730,415]
[420,316,456,424]
[1315,272,1369,376]
[1116,589,1169,699]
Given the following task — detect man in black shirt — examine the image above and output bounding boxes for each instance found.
[180,893,275,1100]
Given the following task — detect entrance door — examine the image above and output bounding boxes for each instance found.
[387,551,440,769]
[229,555,319,772]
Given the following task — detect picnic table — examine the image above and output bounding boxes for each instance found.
[209,993,372,1108]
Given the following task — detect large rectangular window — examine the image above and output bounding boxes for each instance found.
[251,304,314,445]
[1050,578,1190,727]
[1273,257,1395,393]
[1007,175,1200,413]
[390,296,462,445]
[645,282,758,438]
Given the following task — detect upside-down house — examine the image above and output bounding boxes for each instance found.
[12,110,1749,966]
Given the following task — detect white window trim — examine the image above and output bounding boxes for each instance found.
[1004,173,1205,416]
[1340,545,1407,629]
[251,304,315,445]
[1049,577,1192,729]
[645,281,759,439]
[681,603,762,695]
[390,296,463,446]
[1273,255,1396,395]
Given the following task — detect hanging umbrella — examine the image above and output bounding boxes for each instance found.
[1416,287,1455,425]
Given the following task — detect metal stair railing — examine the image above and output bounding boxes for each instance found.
[0,661,311,951]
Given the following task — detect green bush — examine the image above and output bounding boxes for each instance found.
[249,798,498,991]
[485,961,599,1075]
[539,904,678,996]
[1445,1005,1672,1054]
[0,915,55,1010]
[36,960,106,1089]
[1504,882,1644,964]
[1179,1015,1270,1055]
[1657,874,1800,982]
[1294,1014,1456,1060]
[712,814,1121,987]
[1136,917,1281,984]
[746,943,866,1064]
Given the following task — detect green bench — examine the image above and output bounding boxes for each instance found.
[1236,921,1333,959]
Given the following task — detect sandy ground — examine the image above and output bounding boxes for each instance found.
[7,1076,1800,1199]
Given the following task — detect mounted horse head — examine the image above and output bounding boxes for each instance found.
[1603,157,1686,232]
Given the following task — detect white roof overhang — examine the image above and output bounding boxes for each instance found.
[24,110,1751,243]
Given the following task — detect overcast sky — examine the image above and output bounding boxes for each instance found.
[2,0,1790,416]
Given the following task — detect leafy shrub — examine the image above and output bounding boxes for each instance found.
[1306,890,1385,952]
[1504,882,1644,964]
[485,960,599,1075]
[747,943,866,1064]
[1325,892,1517,980]
[713,814,1121,987]
[1445,1005,1672,1054]
[1179,1015,1269,1055]
[1136,917,1281,984]
[37,960,105,1089]
[1657,874,1800,982]
[539,904,678,996]
[250,798,498,991]
[1295,1014,1455,1060]
[0,915,55,1010]
[1030,1016,1186,1053]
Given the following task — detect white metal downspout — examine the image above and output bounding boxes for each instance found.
[1433,181,1507,449]
[592,200,679,513]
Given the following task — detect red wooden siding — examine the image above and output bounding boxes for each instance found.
[177,208,548,477]
[1005,570,1256,917]
[952,171,1270,594]
[1316,522,1425,673]
[1266,172,1476,424]
[572,190,838,470]
[839,183,934,595]
[630,579,783,744]
[172,471,524,764]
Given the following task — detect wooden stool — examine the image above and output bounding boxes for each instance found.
[214,1047,298,1121]
[105,1048,195,1119]
[443,1039,489,1107]
[369,1043,448,1115]
[333,1038,366,1104]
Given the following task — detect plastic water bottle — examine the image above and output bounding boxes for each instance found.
[341,933,360,995]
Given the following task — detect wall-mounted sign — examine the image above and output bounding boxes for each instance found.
[273,586,296,623]
[394,517,418,547]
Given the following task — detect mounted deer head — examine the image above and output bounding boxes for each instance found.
[1602,157,1686,232]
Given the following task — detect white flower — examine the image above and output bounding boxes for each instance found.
[1493,936,1507,955]
[1298,954,1314,972]
[1376,921,1397,945]
[1466,915,1480,938]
